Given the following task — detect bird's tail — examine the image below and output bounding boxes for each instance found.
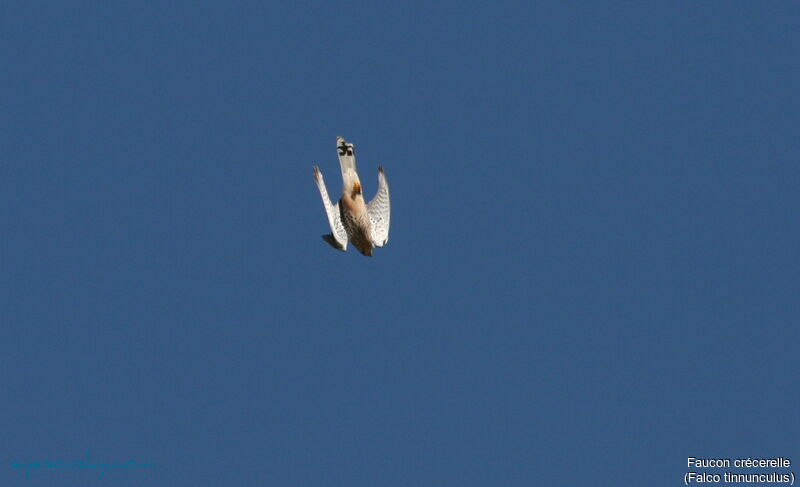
[336,136,361,193]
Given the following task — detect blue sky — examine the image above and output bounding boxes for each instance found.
[2,1,798,486]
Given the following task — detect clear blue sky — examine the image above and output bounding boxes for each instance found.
[2,2,798,486]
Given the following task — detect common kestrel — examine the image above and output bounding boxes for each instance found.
[312,136,390,257]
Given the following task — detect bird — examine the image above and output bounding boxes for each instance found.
[312,136,390,257]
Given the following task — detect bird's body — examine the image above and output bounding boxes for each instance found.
[312,137,390,257]
[339,185,374,256]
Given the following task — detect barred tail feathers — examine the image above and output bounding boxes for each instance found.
[336,136,361,193]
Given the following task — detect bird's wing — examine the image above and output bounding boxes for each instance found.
[367,166,390,247]
[313,166,348,251]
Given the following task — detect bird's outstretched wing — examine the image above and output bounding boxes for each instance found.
[367,166,390,247]
[313,166,348,251]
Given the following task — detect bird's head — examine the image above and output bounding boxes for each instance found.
[355,243,373,257]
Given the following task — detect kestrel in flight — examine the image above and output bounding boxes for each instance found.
[312,136,390,257]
